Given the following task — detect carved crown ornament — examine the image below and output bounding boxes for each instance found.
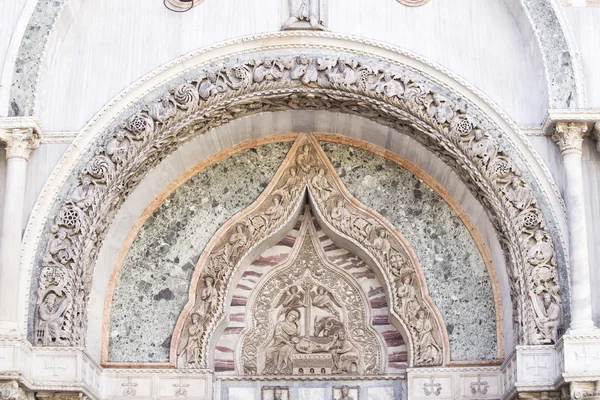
[170,135,448,369]
[33,50,561,352]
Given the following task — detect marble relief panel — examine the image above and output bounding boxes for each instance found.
[321,142,497,361]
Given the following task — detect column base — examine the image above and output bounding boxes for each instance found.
[566,321,597,335]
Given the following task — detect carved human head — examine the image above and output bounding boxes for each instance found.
[511,177,520,187]
[341,386,350,396]
[402,274,412,284]
[191,313,200,323]
[543,292,552,304]
[263,58,273,68]
[378,230,387,238]
[338,330,346,340]
[289,286,298,294]
[474,129,484,141]
[289,167,297,176]
[382,69,392,81]
[317,286,326,294]
[207,71,217,83]
[57,229,68,240]
[291,336,300,344]
[318,168,326,176]
[272,194,281,205]
[417,309,427,319]
[286,309,300,322]
[115,130,125,141]
[299,55,310,65]
[273,388,282,400]
[82,175,92,186]
[236,224,243,233]
[204,276,215,287]
[45,293,57,307]
[534,229,545,242]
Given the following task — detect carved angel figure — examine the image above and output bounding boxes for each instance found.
[311,286,341,317]
[311,168,333,201]
[273,285,306,318]
[37,292,70,345]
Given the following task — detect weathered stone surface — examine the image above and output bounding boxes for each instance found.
[321,142,497,361]
[108,142,292,362]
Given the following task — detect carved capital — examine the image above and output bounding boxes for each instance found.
[0,381,27,400]
[552,122,587,155]
[0,117,43,160]
[592,122,600,154]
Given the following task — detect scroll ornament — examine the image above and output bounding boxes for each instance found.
[35,52,560,348]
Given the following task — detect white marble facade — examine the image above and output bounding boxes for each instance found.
[2,0,600,399]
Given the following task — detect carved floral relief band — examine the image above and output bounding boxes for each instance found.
[171,135,448,369]
[34,51,561,353]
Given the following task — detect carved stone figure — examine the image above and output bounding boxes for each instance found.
[327,59,356,85]
[527,230,554,267]
[505,177,532,212]
[366,230,391,266]
[67,176,94,209]
[283,0,323,30]
[196,276,218,320]
[537,292,560,343]
[105,131,130,163]
[311,286,341,317]
[177,313,203,366]
[263,309,300,374]
[274,286,306,318]
[331,330,359,373]
[253,59,283,83]
[265,195,285,227]
[396,273,418,317]
[470,129,497,167]
[429,94,455,124]
[336,386,355,400]
[42,227,71,268]
[311,168,333,201]
[198,71,225,100]
[374,70,404,98]
[291,56,319,85]
[330,199,352,233]
[412,309,442,365]
[37,293,70,345]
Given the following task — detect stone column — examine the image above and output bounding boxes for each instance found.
[552,122,596,332]
[0,122,41,333]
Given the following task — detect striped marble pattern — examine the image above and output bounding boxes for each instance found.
[213,212,407,374]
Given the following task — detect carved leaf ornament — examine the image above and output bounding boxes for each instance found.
[171,135,446,368]
[34,52,560,354]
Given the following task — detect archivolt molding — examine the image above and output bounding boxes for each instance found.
[32,49,560,352]
[172,135,447,369]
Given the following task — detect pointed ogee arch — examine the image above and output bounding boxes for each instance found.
[171,134,448,368]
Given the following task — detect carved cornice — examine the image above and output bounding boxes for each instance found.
[552,122,588,155]
[0,117,43,160]
[34,51,561,353]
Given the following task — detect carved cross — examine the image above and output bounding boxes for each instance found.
[44,357,67,376]
[122,377,138,396]
[173,377,189,397]
[525,355,548,376]
[470,375,489,395]
[575,345,600,371]
[423,377,442,396]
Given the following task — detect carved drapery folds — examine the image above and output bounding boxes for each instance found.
[172,136,445,368]
[35,51,561,349]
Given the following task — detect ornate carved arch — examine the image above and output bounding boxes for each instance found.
[33,50,561,352]
[171,135,448,368]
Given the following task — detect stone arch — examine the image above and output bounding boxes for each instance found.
[170,135,449,368]
[0,0,584,117]
[24,47,565,355]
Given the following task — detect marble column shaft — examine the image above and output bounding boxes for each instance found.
[552,122,596,331]
[0,127,40,332]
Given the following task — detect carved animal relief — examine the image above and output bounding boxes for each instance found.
[171,135,446,368]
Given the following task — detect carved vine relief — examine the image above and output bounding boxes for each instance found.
[35,51,560,350]
[242,217,381,376]
[173,136,445,368]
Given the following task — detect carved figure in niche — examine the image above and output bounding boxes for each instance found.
[396,273,418,317]
[505,177,532,212]
[196,276,218,320]
[527,230,554,267]
[375,70,404,98]
[311,168,334,201]
[429,94,455,124]
[105,131,130,163]
[274,286,306,318]
[219,224,248,264]
[263,309,300,374]
[335,386,355,400]
[412,309,442,365]
[177,313,203,366]
[253,59,284,83]
[67,176,94,209]
[327,58,357,85]
[265,195,285,227]
[311,286,341,317]
[291,56,319,85]
[198,71,225,100]
[470,129,497,168]
[330,199,352,233]
[283,0,322,29]
[365,229,391,266]
[536,292,560,343]
[37,292,70,345]
[42,226,71,267]
[331,330,359,374]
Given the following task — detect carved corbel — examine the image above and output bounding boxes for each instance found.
[0,117,43,160]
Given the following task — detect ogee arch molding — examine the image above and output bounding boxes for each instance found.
[21,44,567,353]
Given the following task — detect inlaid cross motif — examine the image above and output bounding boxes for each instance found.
[575,345,600,371]
[44,357,67,376]
[470,375,489,395]
[525,355,548,376]
[122,377,138,396]
[423,377,442,396]
[173,377,189,397]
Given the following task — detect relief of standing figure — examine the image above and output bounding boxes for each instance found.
[283,0,325,30]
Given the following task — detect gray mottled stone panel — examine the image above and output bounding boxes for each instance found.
[321,143,497,361]
[108,142,292,362]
